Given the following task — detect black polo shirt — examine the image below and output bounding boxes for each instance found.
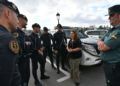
[68,38,82,59]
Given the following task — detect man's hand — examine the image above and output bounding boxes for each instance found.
[97,40,104,50]
[54,50,58,54]
[40,47,45,51]
[38,50,43,56]
[97,40,110,51]
[67,47,73,53]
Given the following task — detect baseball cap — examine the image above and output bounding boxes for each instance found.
[0,0,20,15]
[108,5,120,15]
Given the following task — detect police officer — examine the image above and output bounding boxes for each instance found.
[53,24,68,74]
[16,14,31,86]
[30,23,50,86]
[97,5,120,86]
[0,1,21,86]
[40,27,55,69]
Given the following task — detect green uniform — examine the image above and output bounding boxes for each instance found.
[100,26,120,63]
[100,26,120,86]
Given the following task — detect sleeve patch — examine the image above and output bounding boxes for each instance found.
[9,40,19,54]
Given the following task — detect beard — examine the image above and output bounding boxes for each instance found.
[22,24,26,28]
[9,24,17,33]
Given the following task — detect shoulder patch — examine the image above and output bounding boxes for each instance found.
[9,40,19,54]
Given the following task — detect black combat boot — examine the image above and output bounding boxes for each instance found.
[75,82,80,86]
[41,75,50,80]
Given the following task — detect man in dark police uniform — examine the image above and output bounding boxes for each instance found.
[30,23,50,86]
[53,24,67,74]
[16,14,31,86]
[40,27,55,69]
[0,0,21,86]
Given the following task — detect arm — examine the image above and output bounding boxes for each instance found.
[71,47,81,52]
[66,41,72,52]
[97,30,120,52]
[67,39,81,52]
[0,35,16,86]
[64,32,67,44]
[97,40,110,52]
[50,34,54,45]
[37,37,44,55]
[71,39,81,52]
[52,34,56,50]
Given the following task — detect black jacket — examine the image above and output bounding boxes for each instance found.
[16,28,32,57]
[30,32,42,51]
[0,25,21,86]
[53,31,67,50]
[40,32,53,49]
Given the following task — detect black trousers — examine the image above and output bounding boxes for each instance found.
[43,48,54,66]
[31,52,45,82]
[18,57,30,86]
[103,62,120,86]
[56,47,67,70]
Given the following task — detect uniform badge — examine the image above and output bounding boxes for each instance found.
[110,32,117,40]
[9,40,19,54]
[111,35,117,39]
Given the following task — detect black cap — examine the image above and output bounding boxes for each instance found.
[18,14,28,21]
[32,23,41,29]
[108,5,120,15]
[43,27,48,31]
[0,0,20,15]
[56,24,63,29]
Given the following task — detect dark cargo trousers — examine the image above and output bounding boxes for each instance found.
[31,52,45,82]
[18,57,30,86]
[103,62,120,86]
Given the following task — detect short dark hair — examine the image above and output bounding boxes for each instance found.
[43,27,48,31]
[0,0,20,15]
[18,14,28,21]
[32,23,41,29]
[56,24,63,29]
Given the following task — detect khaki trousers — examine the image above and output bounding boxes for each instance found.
[69,58,81,83]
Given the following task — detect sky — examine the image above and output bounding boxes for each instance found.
[9,0,120,30]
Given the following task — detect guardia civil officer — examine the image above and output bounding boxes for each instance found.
[53,24,67,74]
[0,1,21,86]
[30,23,50,86]
[97,5,120,86]
[15,14,31,86]
[40,27,55,69]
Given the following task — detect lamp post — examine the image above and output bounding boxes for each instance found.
[56,12,60,24]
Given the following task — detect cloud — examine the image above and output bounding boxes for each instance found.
[9,0,120,29]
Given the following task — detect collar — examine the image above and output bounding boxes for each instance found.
[0,25,9,32]
[16,28,25,33]
[115,25,120,28]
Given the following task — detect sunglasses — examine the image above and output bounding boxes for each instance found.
[109,14,115,17]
